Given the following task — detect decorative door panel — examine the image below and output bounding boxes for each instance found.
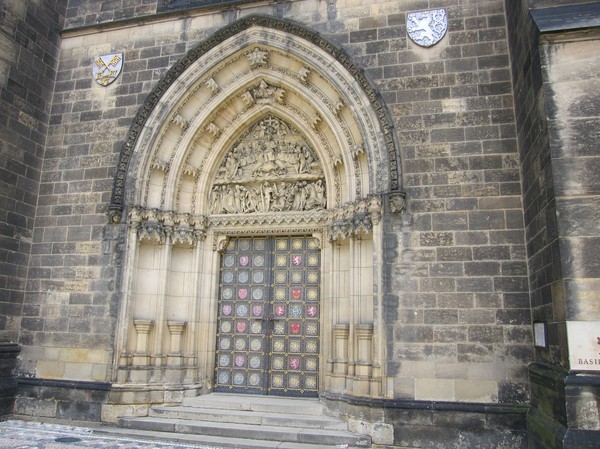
[215,236,320,397]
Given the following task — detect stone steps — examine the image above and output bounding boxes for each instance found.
[114,393,371,449]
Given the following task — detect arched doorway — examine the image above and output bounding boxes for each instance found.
[109,15,403,407]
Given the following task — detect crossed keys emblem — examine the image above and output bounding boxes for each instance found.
[93,53,123,86]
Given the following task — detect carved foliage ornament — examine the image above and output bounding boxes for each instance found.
[129,207,207,245]
[210,115,326,215]
[327,196,382,241]
[407,9,448,48]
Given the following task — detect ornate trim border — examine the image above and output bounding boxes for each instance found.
[108,14,401,223]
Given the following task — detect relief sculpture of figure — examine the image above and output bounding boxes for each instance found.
[209,115,326,214]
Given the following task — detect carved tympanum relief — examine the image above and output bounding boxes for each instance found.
[209,115,326,214]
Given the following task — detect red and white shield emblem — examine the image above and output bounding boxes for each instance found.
[289,357,300,370]
[307,306,318,317]
[235,355,245,367]
[291,255,302,266]
[239,256,249,266]
[236,321,247,333]
[238,288,248,300]
[222,305,232,316]
[275,305,285,317]
[252,305,263,317]
[291,288,302,300]
[290,322,301,334]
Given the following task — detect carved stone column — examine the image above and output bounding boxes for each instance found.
[132,319,154,365]
[167,321,187,366]
[354,324,374,395]
[331,324,350,391]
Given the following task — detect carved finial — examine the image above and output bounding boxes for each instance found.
[252,80,284,104]
[247,48,268,66]
[299,66,311,83]
[205,77,220,94]
[311,113,322,130]
[206,123,221,137]
[172,114,189,130]
[129,206,142,223]
[334,100,344,116]
[274,88,286,104]
[352,143,365,159]
[162,210,174,227]
[151,160,169,172]
[183,164,199,178]
[240,91,254,107]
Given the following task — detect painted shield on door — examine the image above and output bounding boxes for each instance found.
[291,288,302,300]
[238,288,248,300]
[240,256,249,266]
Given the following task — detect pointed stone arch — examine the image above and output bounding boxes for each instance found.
[109,15,405,417]
[108,15,402,223]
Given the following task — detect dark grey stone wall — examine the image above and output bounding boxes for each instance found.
[0,344,20,418]
[505,0,564,367]
[507,1,600,448]
[64,0,157,29]
[15,378,110,421]
[0,0,67,343]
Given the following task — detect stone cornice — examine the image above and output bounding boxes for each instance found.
[61,1,294,37]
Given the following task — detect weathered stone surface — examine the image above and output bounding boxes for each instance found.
[0,344,20,418]
[0,0,597,447]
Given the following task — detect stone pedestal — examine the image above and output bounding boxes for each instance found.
[132,320,154,366]
[167,321,186,366]
[528,363,600,449]
[331,324,349,391]
[0,344,20,418]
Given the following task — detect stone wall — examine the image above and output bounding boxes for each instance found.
[506,1,600,448]
[0,0,67,343]
[64,0,157,29]
[0,344,20,418]
[373,0,531,406]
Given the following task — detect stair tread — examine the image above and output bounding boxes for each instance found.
[151,405,345,423]
[182,394,324,413]
[120,416,361,437]
[96,426,358,449]
[116,394,371,447]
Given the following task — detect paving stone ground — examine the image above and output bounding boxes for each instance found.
[0,420,231,449]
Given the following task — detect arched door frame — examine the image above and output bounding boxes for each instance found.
[109,15,405,409]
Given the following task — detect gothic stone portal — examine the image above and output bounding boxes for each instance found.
[215,236,321,397]
[116,23,391,406]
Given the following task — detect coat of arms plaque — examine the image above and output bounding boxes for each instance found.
[407,9,448,48]
[93,53,123,86]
